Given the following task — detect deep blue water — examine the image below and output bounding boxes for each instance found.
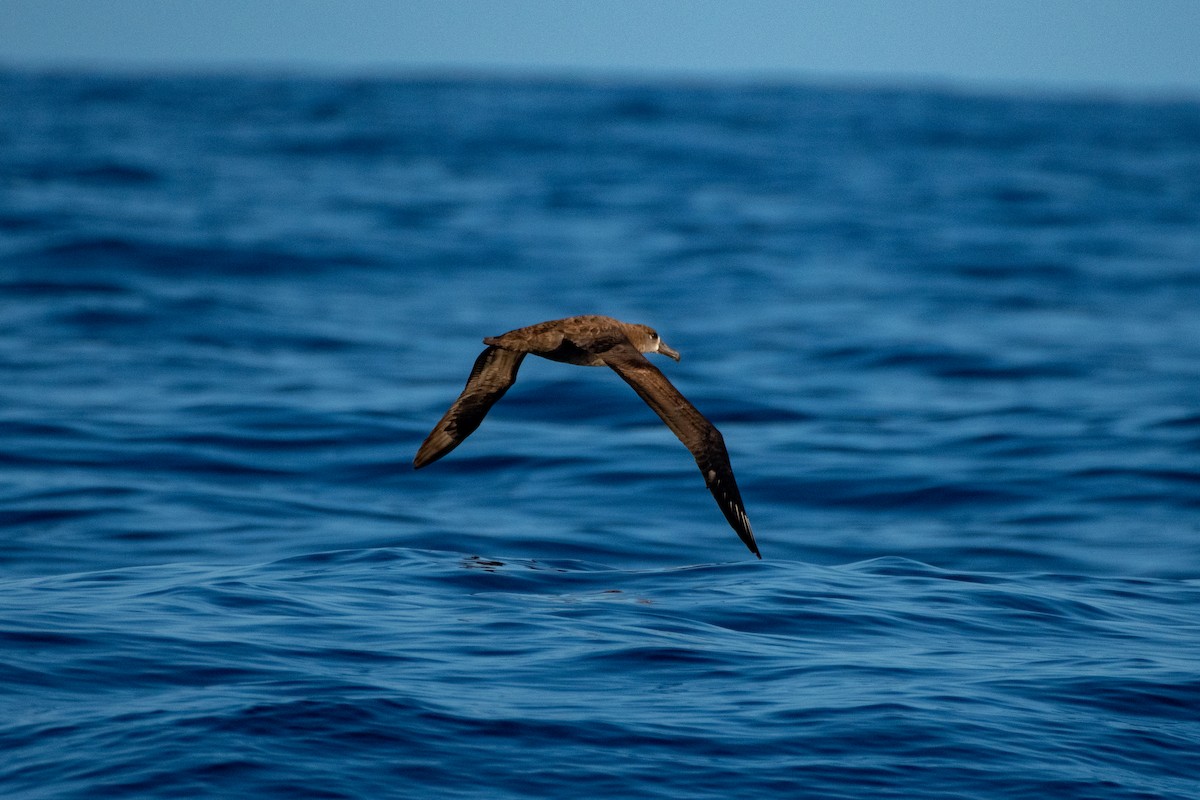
[2,70,1200,799]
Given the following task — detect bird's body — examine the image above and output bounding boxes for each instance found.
[414,315,761,558]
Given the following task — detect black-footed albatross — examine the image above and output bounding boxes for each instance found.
[413,315,761,559]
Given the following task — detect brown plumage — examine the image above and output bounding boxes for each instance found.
[413,315,760,559]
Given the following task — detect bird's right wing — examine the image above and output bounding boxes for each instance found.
[584,336,760,558]
[413,346,526,469]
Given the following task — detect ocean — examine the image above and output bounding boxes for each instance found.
[2,70,1199,799]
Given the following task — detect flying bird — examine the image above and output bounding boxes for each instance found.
[413,315,760,558]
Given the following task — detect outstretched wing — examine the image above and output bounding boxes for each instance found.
[586,336,760,558]
[413,346,526,469]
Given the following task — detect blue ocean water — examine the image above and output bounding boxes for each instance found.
[2,70,1200,798]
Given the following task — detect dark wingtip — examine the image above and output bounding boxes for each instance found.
[414,429,459,470]
[745,537,762,559]
[412,443,439,470]
[733,512,761,559]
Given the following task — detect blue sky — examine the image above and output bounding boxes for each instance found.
[3,0,1199,94]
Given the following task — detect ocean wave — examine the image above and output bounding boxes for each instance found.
[3,70,1200,799]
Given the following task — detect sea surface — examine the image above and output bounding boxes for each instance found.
[2,70,1200,799]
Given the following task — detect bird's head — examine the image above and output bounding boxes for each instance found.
[626,323,681,361]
